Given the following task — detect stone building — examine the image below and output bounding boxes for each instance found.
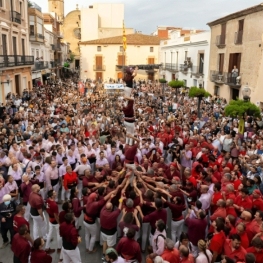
[0,0,34,101]
[207,3,263,104]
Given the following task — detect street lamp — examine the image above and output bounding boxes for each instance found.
[242,83,251,102]
[198,76,203,88]
[1,74,10,85]
[175,72,179,81]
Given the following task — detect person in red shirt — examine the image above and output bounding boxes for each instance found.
[223,184,236,203]
[211,182,223,213]
[209,218,226,263]
[59,213,81,263]
[246,237,263,263]
[161,238,180,263]
[223,234,246,262]
[11,224,31,263]
[63,166,78,198]
[45,190,61,254]
[226,199,237,218]
[236,223,250,249]
[225,215,237,237]
[252,190,263,212]
[116,228,142,263]
[234,188,253,213]
[30,237,52,263]
[210,199,227,221]
[179,245,194,263]
[246,210,263,243]
[231,171,242,191]
[13,205,33,245]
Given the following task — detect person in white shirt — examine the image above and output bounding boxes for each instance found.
[198,185,211,211]
[195,239,212,263]
[59,157,68,201]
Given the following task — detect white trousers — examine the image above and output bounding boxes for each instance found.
[141,222,150,250]
[75,217,80,229]
[124,121,135,145]
[124,87,132,97]
[62,247,81,263]
[39,188,46,200]
[52,182,60,202]
[31,213,47,240]
[77,180,83,199]
[45,222,62,249]
[171,219,184,243]
[83,221,97,251]
[24,202,31,222]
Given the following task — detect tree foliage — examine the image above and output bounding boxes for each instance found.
[64,62,70,68]
[168,80,185,89]
[224,99,261,118]
[188,86,211,98]
[159,79,167,84]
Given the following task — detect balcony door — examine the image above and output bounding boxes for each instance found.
[96,72,103,81]
[218,53,224,74]
[13,36,17,55]
[199,53,204,74]
[148,58,155,64]
[2,34,7,55]
[228,53,241,73]
[118,55,125,66]
[96,56,102,70]
[221,23,226,44]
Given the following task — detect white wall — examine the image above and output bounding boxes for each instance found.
[81,3,124,42]
[160,31,211,89]
[80,44,159,80]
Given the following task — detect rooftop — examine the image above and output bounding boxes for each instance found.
[207,3,263,26]
[80,33,161,45]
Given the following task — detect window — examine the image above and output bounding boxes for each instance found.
[97,46,101,52]
[118,55,125,65]
[218,53,224,73]
[21,39,25,56]
[31,48,35,56]
[235,19,244,44]
[0,0,3,8]
[150,47,154,52]
[120,46,123,52]
[199,53,204,74]
[36,49,39,59]
[176,51,178,65]
[184,51,188,60]
[13,36,17,55]
[20,2,22,17]
[30,25,35,35]
[193,79,197,87]
[2,34,7,55]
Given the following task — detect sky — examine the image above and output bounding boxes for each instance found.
[36,0,262,34]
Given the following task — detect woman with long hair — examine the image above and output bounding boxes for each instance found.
[30,237,52,263]
[196,239,212,263]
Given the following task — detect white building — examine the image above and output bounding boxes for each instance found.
[160,30,211,89]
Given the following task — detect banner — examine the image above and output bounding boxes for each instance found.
[104,84,124,90]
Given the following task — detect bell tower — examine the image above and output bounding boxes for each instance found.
[48,0,64,21]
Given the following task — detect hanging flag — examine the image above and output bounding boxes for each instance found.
[123,20,127,51]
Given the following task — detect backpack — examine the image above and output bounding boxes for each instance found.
[22,160,31,173]
[155,234,166,250]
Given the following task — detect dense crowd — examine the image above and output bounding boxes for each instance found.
[1,68,263,263]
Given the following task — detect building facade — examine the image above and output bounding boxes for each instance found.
[80,33,160,81]
[0,0,34,101]
[207,4,263,103]
[48,0,64,22]
[160,30,211,89]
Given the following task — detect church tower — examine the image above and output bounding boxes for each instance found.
[48,0,64,21]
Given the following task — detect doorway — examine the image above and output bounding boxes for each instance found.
[232,88,239,100]
[172,73,175,80]
[117,72,123,80]
[75,59,80,69]
[15,75,20,94]
[228,53,241,73]
[96,72,103,81]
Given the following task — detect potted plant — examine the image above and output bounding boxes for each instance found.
[168,80,184,101]
[188,86,211,118]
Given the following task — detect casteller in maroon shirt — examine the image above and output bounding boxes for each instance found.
[11,233,31,263]
[60,221,79,250]
[30,249,52,263]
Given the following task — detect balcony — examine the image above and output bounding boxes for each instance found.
[51,44,55,51]
[50,61,55,68]
[0,55,34,68]
[32,61,49,71]
[179,64,189,74]
[93,65,105,71]
[225,73,241,87]
[210,71,225,84]
[54,60,62,66]
[55,44,61,52]
[216,35,226,48]
[191,65,204,77]
[235,31,243,45]
[164,63,179,72]
[11,11,21,24]
[30,33,45,42]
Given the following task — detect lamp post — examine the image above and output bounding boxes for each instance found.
[242,83,251,102]
[175,72,179,81]
[197,76,204,118]
[0,74,10,85]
